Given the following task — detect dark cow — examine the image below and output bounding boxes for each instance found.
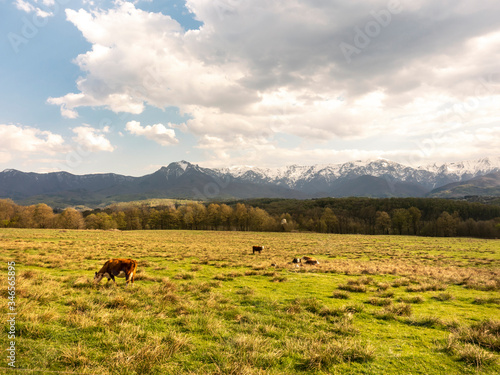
[253,246,264,254]
[303,256,319,265]
[94,258,137,286]
[292,256,319,265]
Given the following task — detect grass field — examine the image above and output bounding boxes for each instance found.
[1,229,499,374]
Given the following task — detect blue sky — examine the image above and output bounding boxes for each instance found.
[1,0,499,176]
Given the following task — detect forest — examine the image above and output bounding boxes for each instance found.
[1,197,499,239]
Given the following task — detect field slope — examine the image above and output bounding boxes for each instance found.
[1,229,499,374]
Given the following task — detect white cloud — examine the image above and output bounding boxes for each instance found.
[14,0,53,18]
[48,1,500,165]
[126,121,178,146]
[72,125,115,152]
[0,124,66,162]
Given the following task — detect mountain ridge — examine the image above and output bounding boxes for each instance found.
[1,157,499,207]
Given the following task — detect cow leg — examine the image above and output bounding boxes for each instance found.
[109,274,116,285]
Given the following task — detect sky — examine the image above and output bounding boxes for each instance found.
[1,0,499,176]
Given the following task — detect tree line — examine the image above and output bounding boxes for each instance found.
[0,197,499,238]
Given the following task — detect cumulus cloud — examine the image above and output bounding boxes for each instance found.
[48,0,500,165]
[125,121,178,146]
[0,124,66,162]
[72,125,115,152]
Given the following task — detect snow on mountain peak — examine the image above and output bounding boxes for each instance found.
[214,156,500,191]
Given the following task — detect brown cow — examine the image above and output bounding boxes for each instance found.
[94,258,137,286]
[292,256,319,265]
[253,246,264,254]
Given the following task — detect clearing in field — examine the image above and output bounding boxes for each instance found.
[0,229,499,374]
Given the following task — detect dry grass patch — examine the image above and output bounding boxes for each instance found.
[432,292,454,301]
[59,343,90,368]
[440,334,497,369]
[399,295,424,304]
[403,315,444,328]
[332,290,349,299]
[456,320,500,352]
[472,297,500,305]
[368,297,393,306]
[406,282,447,292]
[338,283,367,293]
[298,338,375,371]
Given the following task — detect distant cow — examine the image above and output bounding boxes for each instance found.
[253,246,264,254]
[292,256,319,265]
[303,257,319,265]
[94,258,137,286]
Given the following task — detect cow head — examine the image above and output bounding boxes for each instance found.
[292,258,301,263]
[94,272,104,284]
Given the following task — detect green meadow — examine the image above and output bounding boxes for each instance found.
[1,229,499,374]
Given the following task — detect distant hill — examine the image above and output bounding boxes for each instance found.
[429,172,500,198]
[331,175,429,198]
[0,162,305,208]
[1,157,499,207]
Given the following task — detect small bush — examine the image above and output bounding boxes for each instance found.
[404,315,443,328]
[378,290,395,298]
[406,282,447,293]
[455,343,496,367]
[20,269,37,279]
[236,286,255,295]
[174,272,195,280]
[158,278,177,293]
[375,282,391,291]
[399,295,424,304]
[72,276,92,289]
[342,303,365,314]
[373,310,396,320]
[466,279,499,291]
[472,297,500,305]
[432,292,454,301]
[271,275,287,283]
[374,303,412,320]
[348,276,373,286]
[338,283,367,293]
[368,297,392,306]
[213,273,234,281]
[332,290,349,299]
[298,338,374,370]
[459,320,500,352]
[391,278,410,288]
[106,296,128,309]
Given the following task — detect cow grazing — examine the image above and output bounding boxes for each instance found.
[292,256,319,265]
[253,246,264,254]
[94,258,137,286]
[303,258,319,265]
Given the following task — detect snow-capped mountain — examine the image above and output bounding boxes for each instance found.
[216,157,500,194]
[1,157,499,206]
